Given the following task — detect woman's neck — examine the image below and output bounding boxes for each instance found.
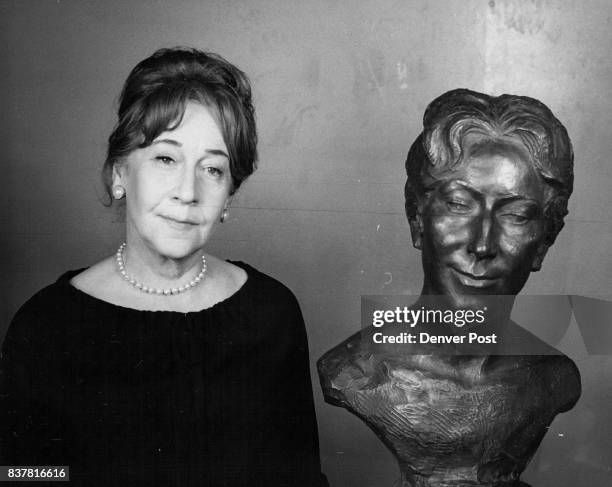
[121,241,204,289]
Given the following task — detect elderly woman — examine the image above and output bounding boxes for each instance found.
[318,89,580,487]
[1,48,326,487]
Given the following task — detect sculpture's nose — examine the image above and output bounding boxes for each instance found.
[467,212,497,260]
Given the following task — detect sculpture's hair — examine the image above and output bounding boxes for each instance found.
[405,88,574,247]
[102,47,257,201]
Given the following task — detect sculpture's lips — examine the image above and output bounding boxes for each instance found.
[451,267,500,288]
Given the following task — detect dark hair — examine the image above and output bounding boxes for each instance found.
[405,88,574,248]
[102,47,257,199]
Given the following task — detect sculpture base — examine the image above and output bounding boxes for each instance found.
[395,471,532,487]
[318,327,580,487]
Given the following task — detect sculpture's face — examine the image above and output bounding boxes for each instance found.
[416,136,549,306]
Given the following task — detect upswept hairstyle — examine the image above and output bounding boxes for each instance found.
[102,47,257,200]
[405,88,574,248]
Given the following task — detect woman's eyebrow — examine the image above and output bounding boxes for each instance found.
[205,149,230,158]
[152,138,182,146]
[151,140,229,158]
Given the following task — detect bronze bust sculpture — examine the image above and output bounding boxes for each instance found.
[318,89,581,487]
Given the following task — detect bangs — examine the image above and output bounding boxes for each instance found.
[138,86,193,147]
[136,84,236,155]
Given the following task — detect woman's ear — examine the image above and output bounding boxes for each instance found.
[112,161,127,187]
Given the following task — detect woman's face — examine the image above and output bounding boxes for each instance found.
[417,137,549,306]
[113,102,232,261]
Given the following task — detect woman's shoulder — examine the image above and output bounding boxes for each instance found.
[227,261,308,350]
[224,261,307,341]
[13,269,83,312]
[230,260,300,306]
[68,257,116,301]
[4,269,85,349]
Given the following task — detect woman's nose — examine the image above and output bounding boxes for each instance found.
[467,212,497,259]
[172,166,199,205]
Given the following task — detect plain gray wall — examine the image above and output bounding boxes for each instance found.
[2,1,611,485]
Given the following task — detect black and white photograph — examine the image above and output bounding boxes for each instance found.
[1,1,611,486]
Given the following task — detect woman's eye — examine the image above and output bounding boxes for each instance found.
[205,166,224,178]
[154,156,175,165]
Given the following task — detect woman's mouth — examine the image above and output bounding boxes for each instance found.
[159,215,199,230]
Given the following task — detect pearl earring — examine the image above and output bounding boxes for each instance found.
[112,185,125,200]
[220,208,228,223]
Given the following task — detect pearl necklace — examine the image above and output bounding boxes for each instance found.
[115,242,207,295]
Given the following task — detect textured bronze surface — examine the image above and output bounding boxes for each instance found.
[318,89,581,487]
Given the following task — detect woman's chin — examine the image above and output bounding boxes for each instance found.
[148,239,205,261]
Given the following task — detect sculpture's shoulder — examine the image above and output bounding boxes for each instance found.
[551,354,581,411]
[479,321,581,412]
[317,329,366,406]
[318,328,364,364]
[482,352,581,413]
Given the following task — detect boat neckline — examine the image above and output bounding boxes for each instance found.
[60,260,255,315]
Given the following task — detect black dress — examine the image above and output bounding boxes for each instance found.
[0,262,327,487]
